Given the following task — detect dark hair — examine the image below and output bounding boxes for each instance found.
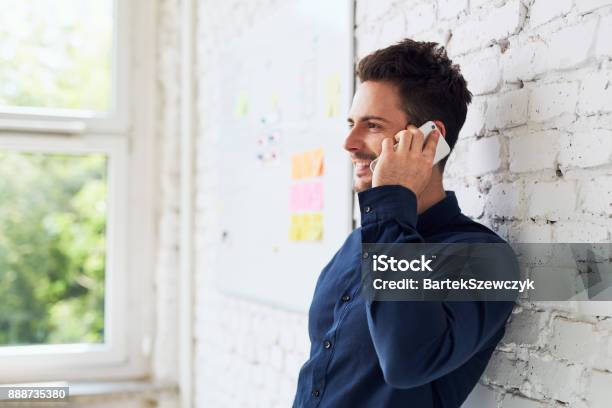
[356,38,472,169]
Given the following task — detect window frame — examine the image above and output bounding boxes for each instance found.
[0,0,155,383]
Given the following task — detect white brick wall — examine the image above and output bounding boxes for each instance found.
[182,1,612,407]
[353,1,612,406]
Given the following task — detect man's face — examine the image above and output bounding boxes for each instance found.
[345,81,409,192]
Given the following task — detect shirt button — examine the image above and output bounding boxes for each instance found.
[341,294,351,302]
[364,206,372,213]
[363,252,369,259]
[323,340,332,349]
[312,390,320,397]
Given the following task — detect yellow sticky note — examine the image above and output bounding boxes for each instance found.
[303,213,323,241]
[289,214,304,241]
[312,148,324,177]
[289,213,323,241]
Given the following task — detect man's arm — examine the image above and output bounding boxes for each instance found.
[358,185,515,389]
[361,125,515,389]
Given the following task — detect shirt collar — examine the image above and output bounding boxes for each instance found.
[416,190,462,235]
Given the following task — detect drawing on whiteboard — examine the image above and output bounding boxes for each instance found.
[235,91,249,117]
[324,73,341,118]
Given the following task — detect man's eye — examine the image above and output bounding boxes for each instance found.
[347,122,354,129]
[368,122,381,129]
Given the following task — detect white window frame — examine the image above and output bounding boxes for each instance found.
[0,0,156,383]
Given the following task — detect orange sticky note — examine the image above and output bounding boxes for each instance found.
[291,154,303,180]
[302,150,314,178]
[312,148,324,176]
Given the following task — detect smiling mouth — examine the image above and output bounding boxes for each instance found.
[353,161,372,175]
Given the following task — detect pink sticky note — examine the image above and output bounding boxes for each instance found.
[289,184,301,212]
[290,181,324,212]
[309,181,323,210]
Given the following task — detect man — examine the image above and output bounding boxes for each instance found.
[293,39,516,407]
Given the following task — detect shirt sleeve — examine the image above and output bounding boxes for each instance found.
[357,185,516,389]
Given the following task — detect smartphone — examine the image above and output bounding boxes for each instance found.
[369,121,451,172]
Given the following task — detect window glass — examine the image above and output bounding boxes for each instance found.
[0,151,107,345]
[0,0,113,112]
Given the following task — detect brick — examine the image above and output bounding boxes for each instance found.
[502,20,597,82]
[548,318,599,363]
[461,383,499,407]
[500,394,546,408]
[576,0,612,13]
[528,0,572,28]
[356,25,381,59]
[593,336,612,372]
[410,26,452,45]
[403,2,436,36]
[559,129,612,169]
[595,14,612,58]
[461,97,487,137]
[508,131,560,173]
[512,222,553,242]
[470,0,495,10]
[486,89,529,129]
[579,70,612,115]
[586,370,612,408]
[501,36,548,83]
[503,308,546,346]
[451,182,486,218]
[528,82,579,123]
[449,0,526,55]
[377,11,406,48]
[578,175,612,216]
[458,46,501,95]
[553,221,609,242]
[465,136,502,176]
[525,180,576,220]
[525,356,583,402]
[355,0,396,25]
[483,351,528,389]
[486,181,522,218]
[437,0,468,20]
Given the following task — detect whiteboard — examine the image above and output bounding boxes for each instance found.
[214,0,354,312]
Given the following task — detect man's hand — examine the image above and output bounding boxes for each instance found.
[372,124,440,197]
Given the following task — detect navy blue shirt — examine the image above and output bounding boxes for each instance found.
[293,185,516,408]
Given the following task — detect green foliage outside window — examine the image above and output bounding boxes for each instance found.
[0,152,107,345]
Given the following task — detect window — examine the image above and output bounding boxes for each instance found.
[0,151,108,347]
[0,0,154,383]
[0,0,113,113]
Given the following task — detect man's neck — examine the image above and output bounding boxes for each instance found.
[416,169,446,215]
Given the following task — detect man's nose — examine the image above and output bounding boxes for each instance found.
[343,127,366,153]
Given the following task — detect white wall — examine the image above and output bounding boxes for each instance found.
[187,0,612,407]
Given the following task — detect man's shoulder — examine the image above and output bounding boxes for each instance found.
[435,213,507,244]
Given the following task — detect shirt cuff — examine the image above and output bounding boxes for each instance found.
[357,185,418,227]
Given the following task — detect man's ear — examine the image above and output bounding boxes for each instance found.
[433,120,447,137]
